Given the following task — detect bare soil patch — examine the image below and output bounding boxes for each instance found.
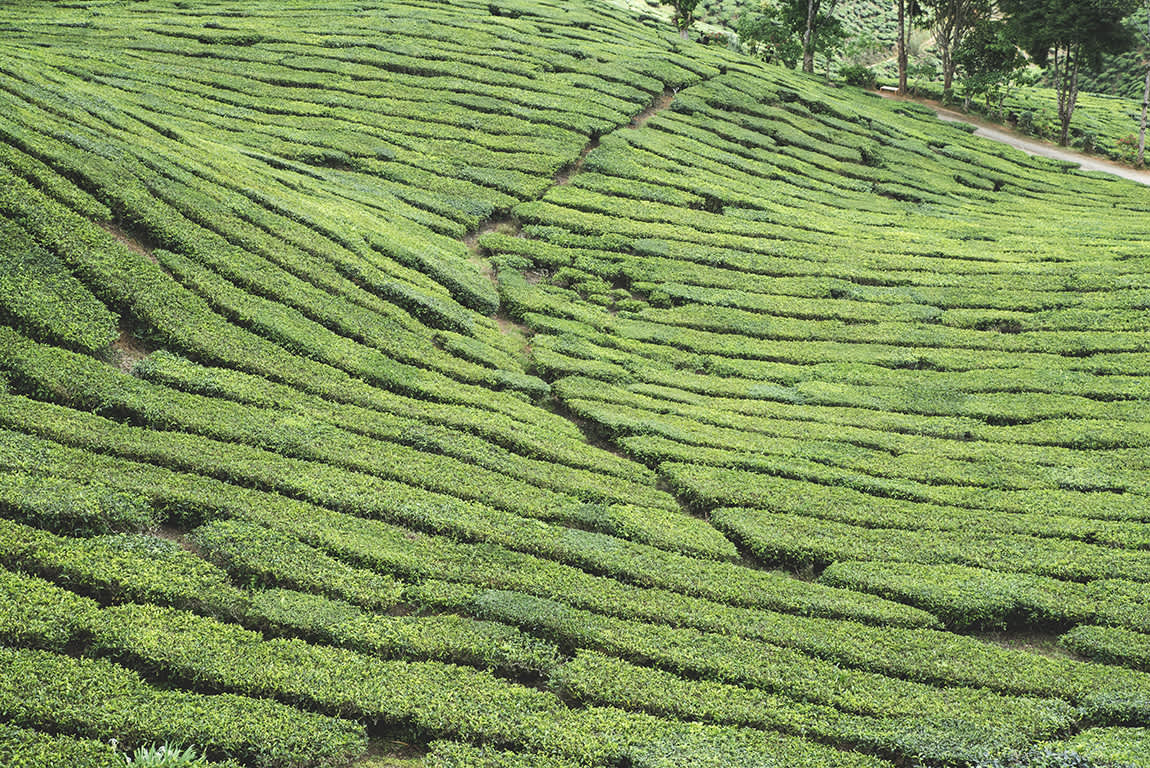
[554,137,600,186]
[109,319,159,373]
[630,87,676,130]
[100,221,160,264]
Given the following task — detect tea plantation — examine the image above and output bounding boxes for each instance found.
[0,0,1148,766]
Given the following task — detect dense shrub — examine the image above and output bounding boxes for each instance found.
[840,65,877,90]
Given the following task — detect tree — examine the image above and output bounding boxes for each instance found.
[819,16,848,77]
[737,6,803,67]
[918,0,991,102]
[670,0,700,39]
[840,28,882,67]
[999,0,1139,146]
[953,17,1027,115]
[737,0,842,73]
[799,0,842,73]
[895,0,924,95]
[1138,1,1150,165]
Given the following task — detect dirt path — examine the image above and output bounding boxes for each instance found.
[629,87,676,130]
[879,91,1150,187]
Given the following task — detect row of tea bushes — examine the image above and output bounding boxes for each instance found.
[819,560,1150,631]
[0,421,930,628]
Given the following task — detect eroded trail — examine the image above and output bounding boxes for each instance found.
[461,83,684,318]
[458,80,726,524]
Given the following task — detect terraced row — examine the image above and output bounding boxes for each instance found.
[1,0,1147,766]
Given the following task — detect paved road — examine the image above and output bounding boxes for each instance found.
[880,91,1150,188]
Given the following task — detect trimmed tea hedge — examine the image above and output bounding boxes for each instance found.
[4,0,1150,764]
[1062,626,1150,672]
[819,560,1150,631]
[0,517,247,619]
[1045,728,1150,768]
[250,587,562,676]
[0,644,366,767]
[0,723,141,768]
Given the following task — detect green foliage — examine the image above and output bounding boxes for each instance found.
[820,560,1150,631]
[672,0,702,31]
[1078,6,1150,98]
[1045,728,1150,768]
[0,517,248,619]
[192,519,404,611]
[999,0,1139,143]
[0,327,715,558]
[711,501,1150,583]
[3,2,1150,766]
[736,5,804,68]
[975,734,1150,768]
[554,650,1064,764]
[840,64,878,88]
[1000,0,1139,71]
[0,472,156,536]
[474,589,1075,735]
[425,741,584,768]
[0,392,942,628]
[0,566,102,652]
[84,601,577,752]
[250,587,563,676]
[1062,625,1150,671]
[0,220,118,354]
[123,743,206,767]
[0,724,124,768]
[0,644,366,768]
[954,18,1027,114]
[134,349,647,484]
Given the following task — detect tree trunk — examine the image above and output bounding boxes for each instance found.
[1141,10,1150,166]
[935,2,956,102]
[1140,67,1150,166]
[940,0,977,105]
[802,0,819,73]
[1060,50,1080,147]
[940,24,953,96]
[896,0,908,95]
[1052,46,1073,147]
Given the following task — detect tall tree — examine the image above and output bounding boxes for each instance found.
[800,0,841,73]
[896,0,908,94]
[954,16,1027,114]
[1139,1,1150,165]
[670,0,700,39]
[737,6,803,67]
[999,0,1138,146]
[920,0,990,101]
[737,0,841,73]
[895,0,923,95]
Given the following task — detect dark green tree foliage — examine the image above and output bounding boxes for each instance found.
[671,0,701,36]
[919,0,991,99]
[737,0,843,73]
[1075,5,1150,97]
[1138,0,1149,165]
[895,0,925,93]
[954,17,1027,115]
[999,0,1139,145]
[737,5,804,67]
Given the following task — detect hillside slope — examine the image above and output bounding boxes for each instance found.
[1,1,1149,767]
